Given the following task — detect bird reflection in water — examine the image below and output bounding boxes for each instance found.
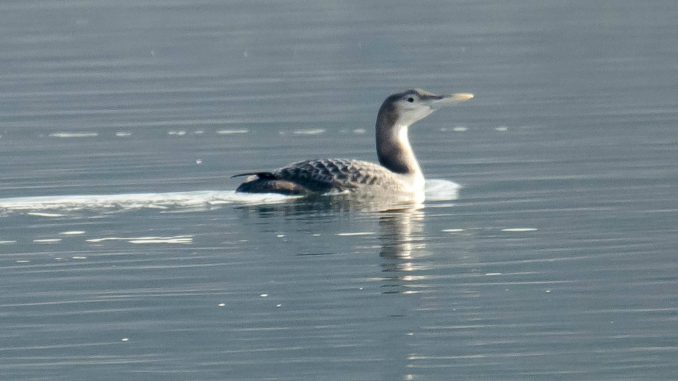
[235,195,432,295]
[378,205,427,295]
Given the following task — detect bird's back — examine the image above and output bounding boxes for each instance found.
[235,158,415,195]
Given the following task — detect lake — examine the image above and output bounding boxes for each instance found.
[1,0,677,380]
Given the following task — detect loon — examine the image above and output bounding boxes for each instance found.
[233,89,473,201]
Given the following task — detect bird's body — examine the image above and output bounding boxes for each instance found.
[235,158,423,195]
[234,89,473,202]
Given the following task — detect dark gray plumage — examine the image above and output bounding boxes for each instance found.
[234,158,406,195]
[234,89,473,200]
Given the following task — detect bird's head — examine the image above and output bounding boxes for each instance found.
[379,88,474,127]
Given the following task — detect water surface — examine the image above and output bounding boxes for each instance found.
[1,1,678,380]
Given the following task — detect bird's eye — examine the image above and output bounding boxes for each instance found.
[407,97,414,103]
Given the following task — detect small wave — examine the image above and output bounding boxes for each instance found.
[336,232,374,236]
[33,238,62,244]
[48,132,99,138]
[0,181,457,216]
[501,228,538,232]
[26,212,64,217]
[87,235,193,245]
[60,231,86,235]
[424,179,460,201]
[0,190,293,215]
[292,129,325,135]
[217,129,249,135]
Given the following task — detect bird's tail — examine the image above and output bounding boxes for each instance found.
[231,172,276,179]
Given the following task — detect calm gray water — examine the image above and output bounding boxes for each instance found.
[2,1,678,380]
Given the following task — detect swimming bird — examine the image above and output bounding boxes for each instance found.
[233,89,473,201]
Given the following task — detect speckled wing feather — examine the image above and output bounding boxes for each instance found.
[272,159,399,193]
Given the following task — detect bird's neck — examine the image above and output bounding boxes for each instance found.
[376,112,422,177]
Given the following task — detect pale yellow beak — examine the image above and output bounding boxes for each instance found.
[449,93,474,103]
[430,92,474,108]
